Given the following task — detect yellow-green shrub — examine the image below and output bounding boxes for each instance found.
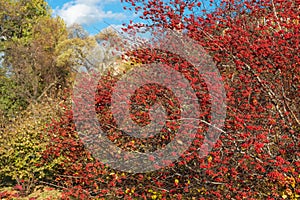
[0,99,64,196]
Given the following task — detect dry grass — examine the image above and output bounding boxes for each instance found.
[0,186,61,200]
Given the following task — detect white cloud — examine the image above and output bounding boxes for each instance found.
[54,0,125,26]
[76,0,118,5]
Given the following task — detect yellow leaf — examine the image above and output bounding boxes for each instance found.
[125,188,130,194]
[286,188,292,196]
[207,156,213,162]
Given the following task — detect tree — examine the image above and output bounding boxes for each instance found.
[0,0,50,42]
[67,23,89,39]
[0,0,55,116]
[0,67,27,117]
[2,16,69,104]
[56,25,125,75]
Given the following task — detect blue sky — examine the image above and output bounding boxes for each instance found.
[46,0,215,35]
[46,0,137,35]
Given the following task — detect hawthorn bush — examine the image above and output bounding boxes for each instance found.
[42,0,299,199]
[42,70,210,199]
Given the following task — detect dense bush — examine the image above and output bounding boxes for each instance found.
[42,66,299,199]
[41,0,299,199]
[0,99,65,196]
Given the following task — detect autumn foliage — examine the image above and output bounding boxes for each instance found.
[1,0,299,199]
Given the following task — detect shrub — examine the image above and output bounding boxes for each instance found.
[42,0,300,199]
[0,99,65,196]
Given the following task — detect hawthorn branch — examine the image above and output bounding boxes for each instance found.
[201,29,293,128]
[271,0,282,31]
[279,71,300,125]
[206,181,225,185]
[167,118,226,134]
[38,180,67,190]
[230,54,292,128]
